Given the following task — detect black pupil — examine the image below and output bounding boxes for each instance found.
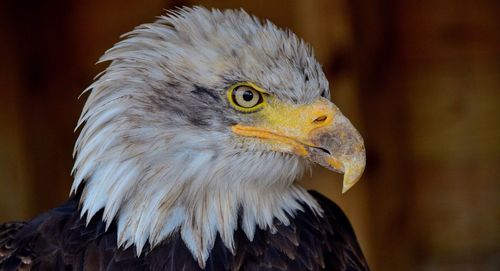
[242,90,254,102]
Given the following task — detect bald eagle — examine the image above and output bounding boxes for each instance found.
[0,7,368,271]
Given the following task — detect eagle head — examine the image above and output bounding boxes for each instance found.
[71,6,365,266]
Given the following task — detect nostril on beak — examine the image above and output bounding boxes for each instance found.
[313,115,328,124]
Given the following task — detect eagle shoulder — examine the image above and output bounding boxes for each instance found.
[0,221,31,271]
[308,190,370,271]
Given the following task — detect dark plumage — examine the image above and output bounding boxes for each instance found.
[0,191,368,271]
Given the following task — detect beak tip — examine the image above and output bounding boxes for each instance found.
[341,179,358,194]
[340,160,365,194]
[341,186,349,194]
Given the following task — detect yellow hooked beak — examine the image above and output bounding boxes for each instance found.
[232,98,365,193]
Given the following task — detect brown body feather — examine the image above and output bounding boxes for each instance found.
[0,191,369,271]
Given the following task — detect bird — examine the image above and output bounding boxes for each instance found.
[0,6,369,271]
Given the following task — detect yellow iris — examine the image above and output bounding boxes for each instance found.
[227,82,267,112]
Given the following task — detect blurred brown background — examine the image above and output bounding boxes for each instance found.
[0,0,499,270]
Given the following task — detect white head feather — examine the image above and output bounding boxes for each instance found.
[72,6,327,267]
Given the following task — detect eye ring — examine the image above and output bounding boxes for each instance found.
[227,83,266,112]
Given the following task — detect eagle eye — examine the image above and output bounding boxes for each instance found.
[227,83,266,112]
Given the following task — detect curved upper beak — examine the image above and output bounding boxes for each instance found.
[305,108,365,193]
[232,98,366,193]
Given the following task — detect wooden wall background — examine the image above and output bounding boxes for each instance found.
[0,0,499,270]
